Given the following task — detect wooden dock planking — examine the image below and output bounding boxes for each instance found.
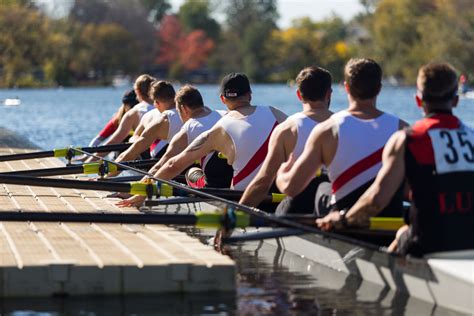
[0,142,235,297]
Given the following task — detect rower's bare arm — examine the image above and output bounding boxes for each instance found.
[104,111,138,145]
[148,129,189,175]
[240,124,290,206]
[276,125,327,197]
[86,111,138,162]
[346,131,407,226]
[155,127,225,180]
[115,116,168,163]
[270,106,288,123]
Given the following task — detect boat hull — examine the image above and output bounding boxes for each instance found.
[245,229,474,314]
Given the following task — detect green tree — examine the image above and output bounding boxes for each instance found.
[214,0,278,81]
[76,23,140,83]
[141,0,171,24]
[365,0,474,83]
[178,0,220,40]
[0,4,51,87]
[264,16,351,82]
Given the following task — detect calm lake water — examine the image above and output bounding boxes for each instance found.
[0,85,472,316]
[0,84,473,150]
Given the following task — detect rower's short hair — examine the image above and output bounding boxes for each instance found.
[417,62,458,104]
[296,67,332,101]
[344,58,382,100]
[175,85,204,110]
[134,74,156,97]
[149,80,176,103]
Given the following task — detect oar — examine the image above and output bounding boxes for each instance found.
[0,158,159,177]
[0,174,283,203]
[0,143,131,162]
[101,174,187,184]
[72,148,399,251]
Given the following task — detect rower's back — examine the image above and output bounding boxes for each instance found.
[326,59,404,215]
[216,73,284,190]
[218,105,279,190]
[404,63,474,256]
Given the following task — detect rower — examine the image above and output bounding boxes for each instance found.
[317,62,474,256]
[116,85,233,207]
[239,66,333,215]
[276,58,408,216]
[110,80,182,168]
[117,72,287,207]
[86,74,156,162]
[88,89,139,147]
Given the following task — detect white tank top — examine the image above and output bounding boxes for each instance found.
[135,101,155,121]
[150,108,182,157]
[286,112,319,159]
[217,106,278,190]
[327,110,399,201]
[182,109,225,168]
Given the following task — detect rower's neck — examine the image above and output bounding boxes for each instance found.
[190,106,211,118]
[227,101,252,111]
[347,97,382,118]
[302,101,328,114]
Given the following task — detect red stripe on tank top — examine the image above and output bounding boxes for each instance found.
[232,121,278,187]
[332,146,384,193]
[150,139,160,152]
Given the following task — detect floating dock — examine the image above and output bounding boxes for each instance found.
[0,136,235,297]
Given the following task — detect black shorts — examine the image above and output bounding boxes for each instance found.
[204,152,233,188]
[275,175,331,216]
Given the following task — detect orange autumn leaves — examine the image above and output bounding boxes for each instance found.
[157,15,215,72]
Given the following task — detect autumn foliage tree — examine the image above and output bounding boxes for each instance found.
[156,15,215,79]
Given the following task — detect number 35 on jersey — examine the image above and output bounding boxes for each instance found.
[429,126,474,174]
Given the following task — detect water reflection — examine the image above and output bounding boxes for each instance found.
[225,241,467,316]
[3,293,235,316]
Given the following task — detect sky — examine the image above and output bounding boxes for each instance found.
[35,0,365,27]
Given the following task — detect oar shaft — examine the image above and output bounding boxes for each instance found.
[1,159,159,177]
[0,211,197,225]
[0,143,131,162]
[0,150,54,162]
[0,174,130,193]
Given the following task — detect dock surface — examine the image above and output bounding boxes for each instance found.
[0,136,235,297]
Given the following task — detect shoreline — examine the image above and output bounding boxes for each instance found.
[0,127,38,150]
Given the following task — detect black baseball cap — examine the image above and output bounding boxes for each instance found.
[220,73,251,98]
[122,89,139,107]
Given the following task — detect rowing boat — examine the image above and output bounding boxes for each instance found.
[233,227,474,314]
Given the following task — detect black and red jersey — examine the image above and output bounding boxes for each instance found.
[405,113,474,256]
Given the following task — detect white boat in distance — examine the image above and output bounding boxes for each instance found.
[3,98,21,106]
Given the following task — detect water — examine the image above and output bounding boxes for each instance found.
[0,85,472,315]
[1,85,473,150]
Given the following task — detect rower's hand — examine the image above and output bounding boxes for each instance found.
[316,211,342,231]
[116,194,146,207]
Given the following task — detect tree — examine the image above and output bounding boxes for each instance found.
[76,23,140,83]
[156,15,215,79]
[0,4,51,87]
[140,0,171,24]
[178,0,220,40]
[213,0,279,81]
[69,0,156,68]
[265,16,351,82]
